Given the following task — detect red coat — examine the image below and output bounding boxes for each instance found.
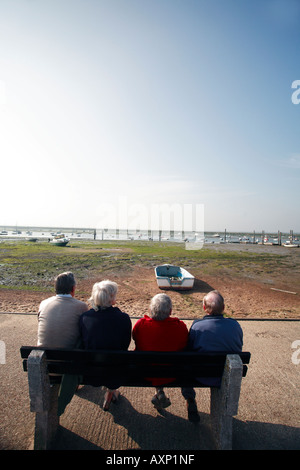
[132,315,188,385]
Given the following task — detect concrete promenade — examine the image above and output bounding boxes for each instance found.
[0,314,299,451]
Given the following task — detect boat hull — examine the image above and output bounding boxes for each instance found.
[155,264,195,290]
[51,241,69,246]
[50,237,70,246]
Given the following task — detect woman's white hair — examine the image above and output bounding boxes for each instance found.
[149,293,172,321]
[89,280,118,310]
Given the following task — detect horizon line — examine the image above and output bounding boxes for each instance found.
[0,224,299,235]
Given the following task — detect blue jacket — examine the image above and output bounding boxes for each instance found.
[188,314,243,353]
[188,314,243,386]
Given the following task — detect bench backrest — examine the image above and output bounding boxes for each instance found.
[20,346,251,388]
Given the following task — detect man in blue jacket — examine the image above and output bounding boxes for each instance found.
[183,290,243,422]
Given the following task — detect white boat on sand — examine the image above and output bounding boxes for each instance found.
[50,234,70,246]
[155,264,195,290]
[283,241,299,248]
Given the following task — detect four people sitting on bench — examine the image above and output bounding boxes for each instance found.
[37,272,243,422]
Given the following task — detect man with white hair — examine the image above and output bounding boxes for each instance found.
[182,290,243,423]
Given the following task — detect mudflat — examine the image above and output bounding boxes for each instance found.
[0,240,299,319]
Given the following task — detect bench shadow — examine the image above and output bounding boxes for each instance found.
[75,386,214,450]
[108,395,214,450]
[53,426,103,450]
[62,387,300,450]
[233,418,300,450]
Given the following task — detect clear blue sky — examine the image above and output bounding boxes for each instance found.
[0,0,299,232]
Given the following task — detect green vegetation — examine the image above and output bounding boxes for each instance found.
[0,239,288,292]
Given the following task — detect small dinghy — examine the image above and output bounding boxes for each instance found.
[155,264,195,290]
[50,234,70,246]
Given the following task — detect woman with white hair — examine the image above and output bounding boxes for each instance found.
[132,293,188,410]
[79,280,132,410]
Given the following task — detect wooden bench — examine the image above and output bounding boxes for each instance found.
[20,346,251,450]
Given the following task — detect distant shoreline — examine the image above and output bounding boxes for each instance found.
[0,225,299,247]
[0,224,299,236]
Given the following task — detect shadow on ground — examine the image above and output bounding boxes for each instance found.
[53,386,300,450]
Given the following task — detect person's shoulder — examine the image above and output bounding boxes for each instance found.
[133,315,148,328]
[226,317,243,331]
[81,308,96,317]
[104,305,127,317]
[70,296,86,304]
[225,317,242,326]
[70,297,88,308]
[114,306,131,320]
[168,316,182,323]
[190,318,204,328]
[79,309,96,329]
[170,316,188,328]
[39,296,56,309]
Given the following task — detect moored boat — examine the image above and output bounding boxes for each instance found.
[155,264,195,290]
[50,234,70,246]
[283,241,299,248]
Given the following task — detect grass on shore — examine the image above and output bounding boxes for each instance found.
[0,239,288,292]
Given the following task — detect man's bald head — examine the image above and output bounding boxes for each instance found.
[203,290,225,315]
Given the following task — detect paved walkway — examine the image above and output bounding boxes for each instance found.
[0,314,299,450]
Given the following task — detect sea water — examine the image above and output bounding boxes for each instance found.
[0,227,298,245]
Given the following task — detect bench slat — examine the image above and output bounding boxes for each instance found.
[50,364,226,377]
[22,360,248,377]
[20,346,250,365]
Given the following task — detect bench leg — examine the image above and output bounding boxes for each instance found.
[34,385,60,450]
[27,350,60,450]
[210,354,243,450]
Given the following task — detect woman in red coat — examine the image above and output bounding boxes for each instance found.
[132,293,188,410]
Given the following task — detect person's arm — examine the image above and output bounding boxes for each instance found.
[132,318,140,341]
[132,318,143,350]
[187,326,196,350]
[237,323,243,351]
[78,314,88,349]
[122,315,133,350]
